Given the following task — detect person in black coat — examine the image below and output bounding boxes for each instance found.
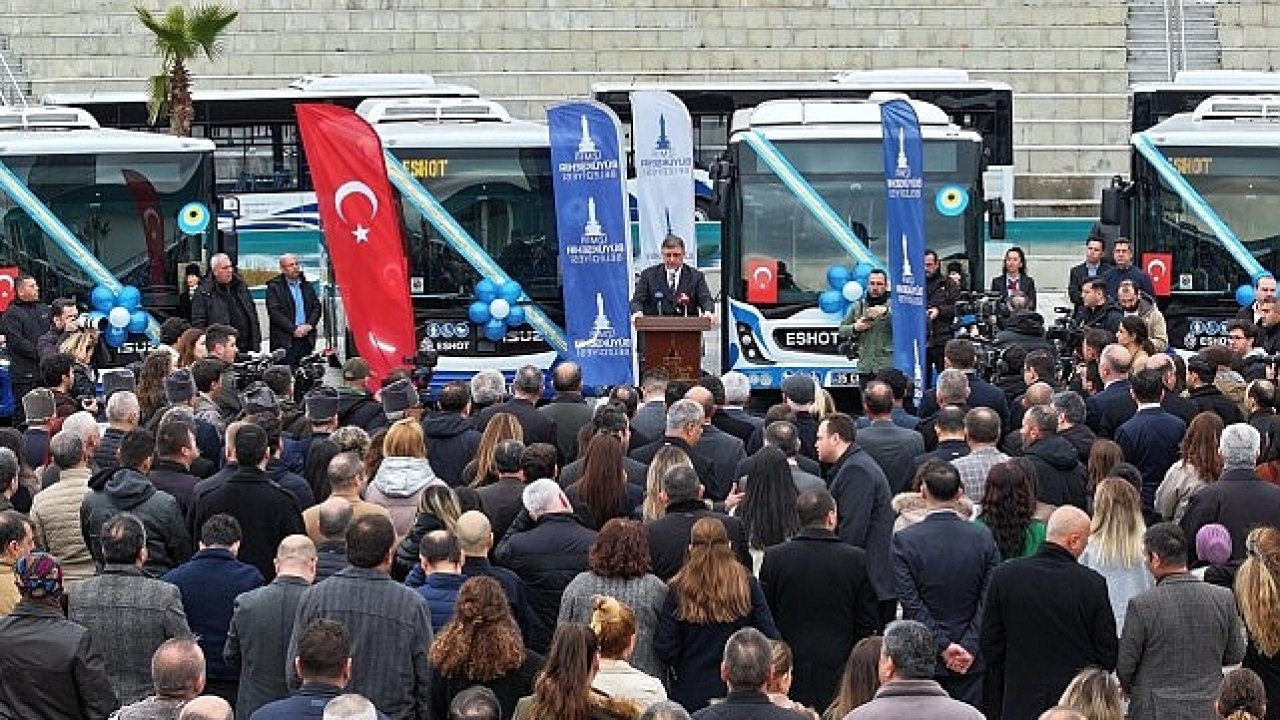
[1020,405,1088,510]
[1187,355,1247,426]
[472,366,559,454]
[990,246,1038,311]
[924,252,959,381]
[1114,369,1188,513]
[644,465,750,581]
[475,440,529,544]
[1073,279,1122,334]
[0,275,50,409]
[190,254,261,353]
[536,364,594,464]
[631,399,721,498]
[1067,235,1113,308]
[492,480,596,654]
[687,629,806,720]
[263,255,322,367]
[1182,423,1280,565]
[1085,345,1138,439]
[629,235,714,317]
[980,506,1117,720]
[421,383,482,487]
[187,425,306,581]
[917,339,1011,435]
[760,489,879,711]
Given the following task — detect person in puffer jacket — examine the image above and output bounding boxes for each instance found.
[80,428,192,575]
[366,418,446,536]
[421,382,482,487]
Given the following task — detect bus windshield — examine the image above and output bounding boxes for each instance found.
[0,151,214,306]
[393,146,560,301]
[735,137,981,306]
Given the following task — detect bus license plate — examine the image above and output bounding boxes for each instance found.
[827,371,859,387]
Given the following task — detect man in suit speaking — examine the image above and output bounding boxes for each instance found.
[630,235,714,318]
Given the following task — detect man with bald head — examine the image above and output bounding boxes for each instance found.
[537,361,594,463]
[1086,344,1137,438]
[314,497,352,583]
[191,252,261,354]
[980,506,1117,719]
[454,510,532,639]
[265,253,322,367]
[177,695,233,720]
[225,535,317,717]
[113,637,206,720]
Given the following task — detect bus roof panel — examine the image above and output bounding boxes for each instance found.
[373,119,549,149]
[43,76,480,106]
[0,127,215,155]
[732,98,956,133]
[591,77,1013,94]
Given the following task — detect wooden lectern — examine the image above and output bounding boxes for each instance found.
[634,315,714,382]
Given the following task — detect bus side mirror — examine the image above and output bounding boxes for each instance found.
[987,198,1006,240]
[1100,176,1129,226]
[709,159,733,215]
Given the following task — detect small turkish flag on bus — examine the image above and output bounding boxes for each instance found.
[1143,253,1172,297]
[0,266,17,312]
[746,258,778,304]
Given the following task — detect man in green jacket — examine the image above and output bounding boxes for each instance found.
[840,269,894,387]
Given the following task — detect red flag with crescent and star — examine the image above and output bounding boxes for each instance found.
[296,104,415,387]
[746,258,778,304]
[0,266,17,312]
[121,169,170,288]
[1143,252,1172,297]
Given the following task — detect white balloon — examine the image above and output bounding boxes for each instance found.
[842,280,865,302]
[108,306,131,329]
[489,298,511,320]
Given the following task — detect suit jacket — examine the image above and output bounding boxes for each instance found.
[476,476,529,543]
[857,419,926,494]
[1068,261,1112,307]
[1181,468,1280,564]
[630,435,718,498]
[645,499,751,581]
[1086,379,1137,439]
[537,393,594,463]
[694,424,747,501]
[250,681,389,720]
[475,398,560,456]
[919,372,1011,436]
[827,444,896,601]
[712,409,757,444]
[191,274,262,351]
[1117,574,1246,720]
[1115,407,1187,510]
[892,513,1000,681]
[990,273,1038,311]
[162,548,265,683]
[980,543,1117,720]
[226,574,312,719]
[630,262,714,315]
[189,465,306,581]
[760,528,880,710]
[264,273,322,351]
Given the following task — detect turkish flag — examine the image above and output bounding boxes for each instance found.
[746,258,778,304]
[297,104,415,387]
[1143,252,1173,297]
[121,169,169,288]
[0,266,17,312]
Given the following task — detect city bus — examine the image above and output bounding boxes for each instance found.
[593,69,1015,226]
[1130,70,1280,134]
[358,96,561,392]
[1112,92,1280,350]
[42,74,480,288]
[716,97,986,391]
[0,105,218,314]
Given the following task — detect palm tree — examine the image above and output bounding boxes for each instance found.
[135,4,238,136]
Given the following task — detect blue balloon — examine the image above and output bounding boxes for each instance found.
[506,305,526,327]
[853,262,874,282]
[819,290,845,315]
[127,310,148,334]
[484,318,507,342]
[1237,284,1256,308]
[104,326,127,348]
[498,280,522,303]
[116,285,142,311]
[90,285,116,313]
[468,301,491,324]
[475,279,498,303]
[826,265,851,291]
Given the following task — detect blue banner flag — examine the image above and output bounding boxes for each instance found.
[881,99,928,401]
[547,101,637,388]
[630,90,696,268]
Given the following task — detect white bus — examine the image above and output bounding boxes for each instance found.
[0,105,218,314]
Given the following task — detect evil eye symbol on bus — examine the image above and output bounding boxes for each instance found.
[177,202,211,234]
[934,185,969,217]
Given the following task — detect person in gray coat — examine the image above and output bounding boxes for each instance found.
[855,382,925,494]
[1117,523,1246,720]
[537,362,595,464]
[844,620,984,720]
[68,513,191,705]
[225,535,317,718]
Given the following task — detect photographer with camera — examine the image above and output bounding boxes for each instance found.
[37,299,103,363]
[838,269,892,386]
[994,294,1055,357]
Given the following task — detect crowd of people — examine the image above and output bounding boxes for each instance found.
[0,242,1279,720]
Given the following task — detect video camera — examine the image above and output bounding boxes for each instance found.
[293,348,338,396]
[953,291,1005,340]
[410,337,440,393]
[231,349,287,389]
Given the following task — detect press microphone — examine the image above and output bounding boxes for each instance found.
[654,291,665,316]
[677,292,691,317]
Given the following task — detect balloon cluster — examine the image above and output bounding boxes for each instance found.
[819,263,876,317]
[468,279,527,342]
[89,284,147,348]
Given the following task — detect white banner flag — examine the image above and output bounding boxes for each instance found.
[630,90,696,268]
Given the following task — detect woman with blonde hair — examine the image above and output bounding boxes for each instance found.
[641,445,692,521]
[395,484,463,582]
[558,519,667,678]
[430,576,542,720]
[766,641,820,719]
[1217,667,1269,720]
[823,636,882,720]
[1080,478,1152,635]
[513,623,642,720]
[365,418,444,536]
[587,595,666,708]
[654,517,779,711]
[1235,526,1280,720]
[464,412,524,487]
[1156,411,1224,521]
[1058,666,1124,720]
